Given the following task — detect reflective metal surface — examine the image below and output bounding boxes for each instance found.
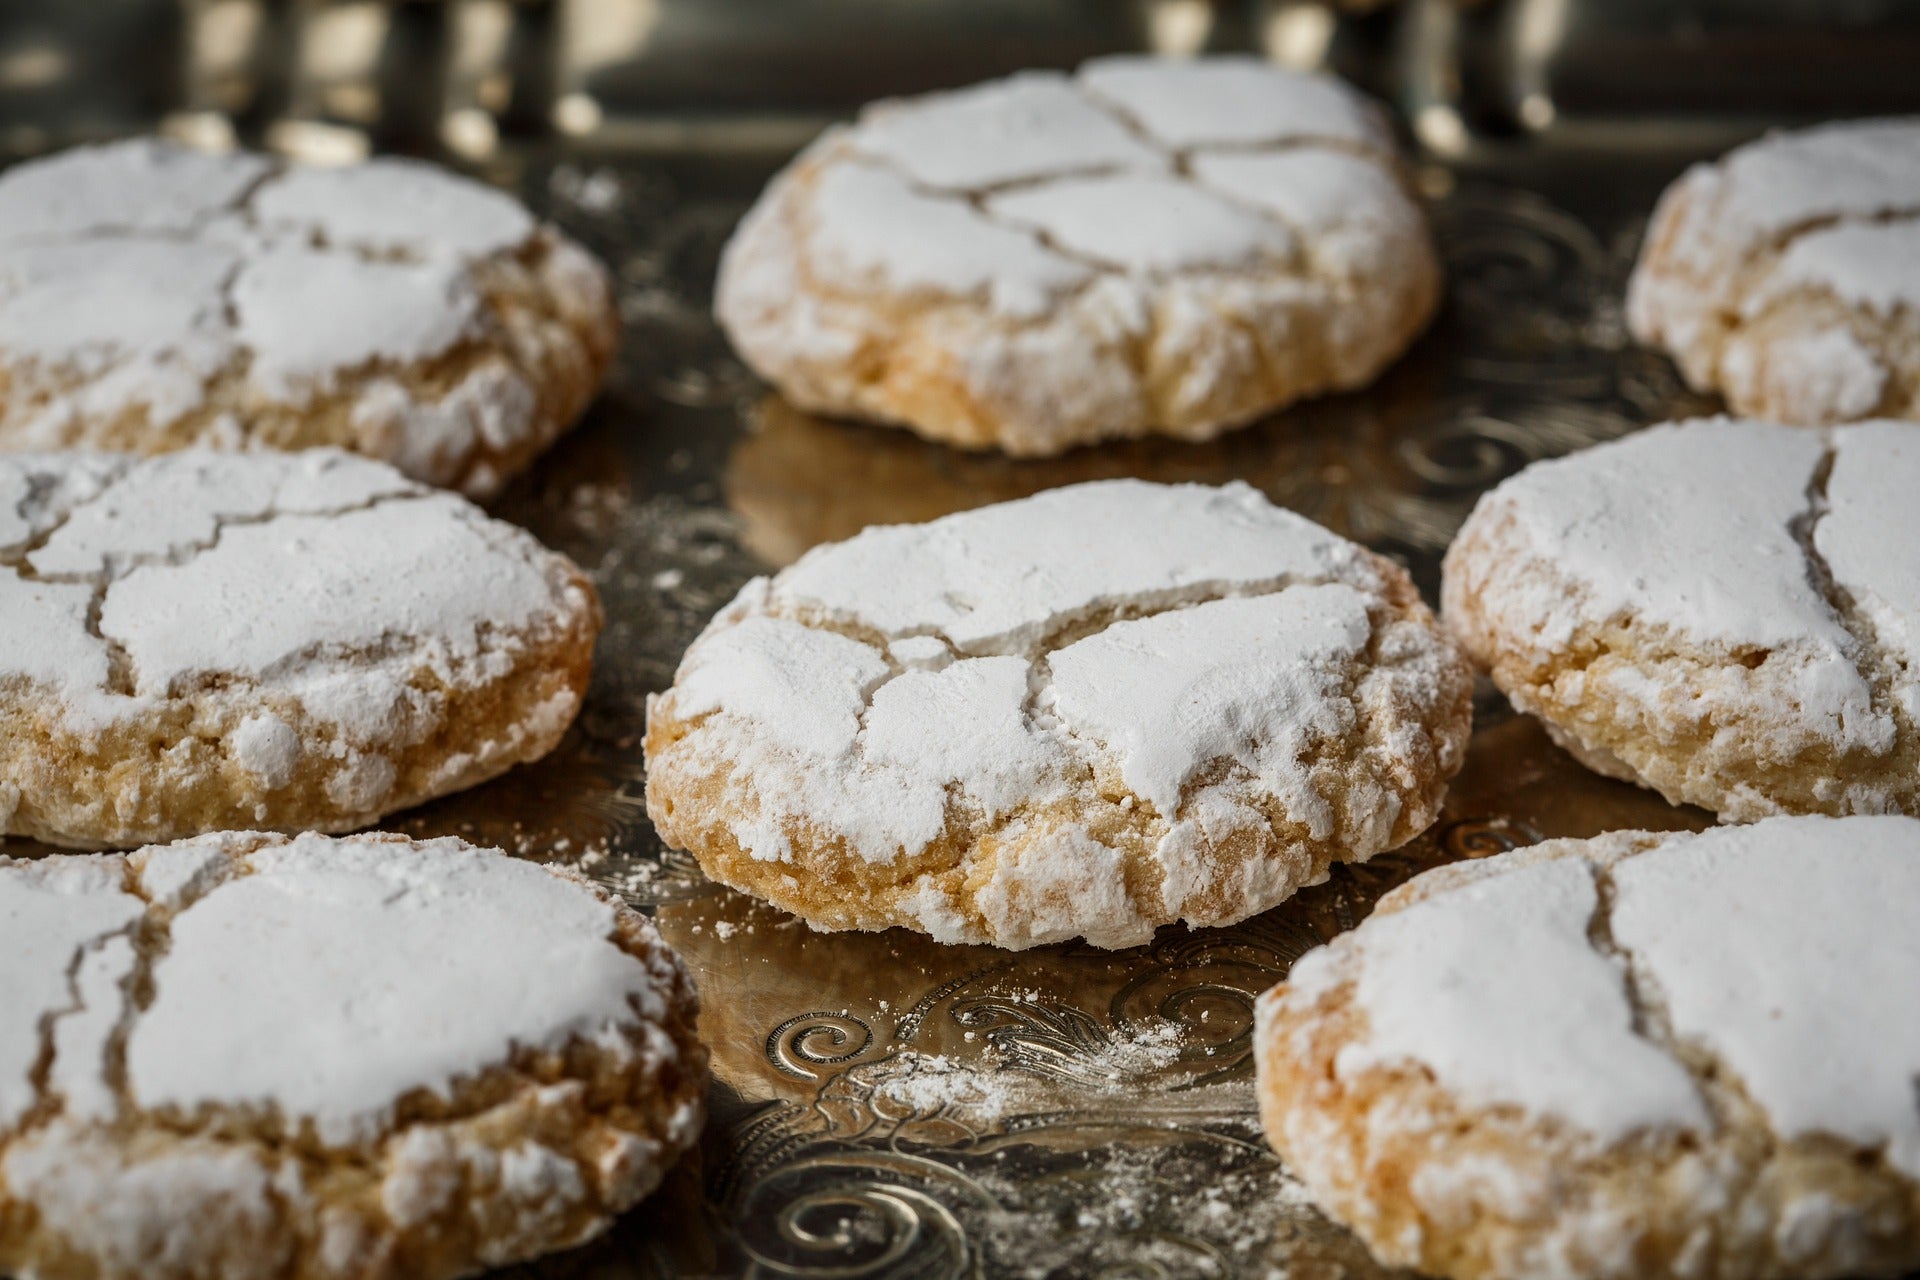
[8,3,1920,1276]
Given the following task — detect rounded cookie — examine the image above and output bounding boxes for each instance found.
[715,56,1440,456]
[645,480,1472,950]
[0,137,618,497]
[1628,117,1920,425]
[1,448,600,847]
[0,830,706,1280]
[1442,417,1920,820]
[1254,814,1920,1280]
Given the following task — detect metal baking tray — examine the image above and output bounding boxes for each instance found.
[5,3,1918,1277]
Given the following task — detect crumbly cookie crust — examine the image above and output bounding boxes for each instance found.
[1,449,600,848]
[646,480,1472,949]
[0,139,618,497]
[715,57,1440,456]
[0,830,706,1280]
[1443,417,1920,820]
[1627,117,1920,427]
[1255,817,1920,1280]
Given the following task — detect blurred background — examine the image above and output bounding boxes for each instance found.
[5,0,1920,169]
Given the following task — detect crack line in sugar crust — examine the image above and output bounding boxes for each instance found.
[1786,432,1918,757]
[3,839,652,1155]
[1577,851,1865,1211]
[20,930,102,1131]
[842,77,1406,312]
[1706,205,1920,345]
[746,573,1391,830]
[10,480,434,703]
[8,859,158,1148]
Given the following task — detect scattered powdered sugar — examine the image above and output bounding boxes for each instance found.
[860,1018,1190,1122]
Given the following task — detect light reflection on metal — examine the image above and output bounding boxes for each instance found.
[182,0,264,115]
[554,90,604,136]
[0,45,69,91]
[442,0,515,157]
[160,109,239,152]
[1146,0,1214,57]
[1417,101,1467,154]
[1262,3,1336,71]
[1509,0,1568,132]
[265,116,370,164]
[555,0,660,138]
[300,2,389,124]
[1401,0,1468,157]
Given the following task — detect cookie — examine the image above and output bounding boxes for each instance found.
[0,138,618,497]
[0,829,706,1280]
[1254,815,1920,1280]
[1443,417,1920,820]
[1,448,600,848]
[715,56,1440,456]
[1628,118,1920,426]
[645,480,1472,950]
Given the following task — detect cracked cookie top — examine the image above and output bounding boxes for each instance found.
[714,56,1438,456]
[646,480,1472,949]
[787,56,1403,311]
[0,830,705,1278]
[1442,417,1920,819]
[0,833,686,1146]
[1270,814,1920,1172]
[0,138,614,496]
[1,448,598,846]
[1,449,585,735]
[1628,117,1920,425]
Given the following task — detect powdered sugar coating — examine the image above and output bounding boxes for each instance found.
[0,138,615,497]
[1,449,599,847]
[230,247,483,405]
[1315,856,1708,1139]
[248,157,535,258]
[0,857,142,1134]
[716,56,1439,456]
[770,479,1365,654]
[127,836,668,1145]
[1749,220,1920,319]
[647,480,1472,949]
[1629,117,1920,426]
[1255,816,1920,1280]
[1610,817,1920,1178]
[0,831,706,1280]
[804,161,1091,319]
[1443,416,1920,820]
[1460,420,1843,653]
[1818,421,1920,700]
[0,140,270,243]
[1047,587,1373,819]
[852,71,1162,191]
[1078,55,1392,151]
[987,173,1295,274]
